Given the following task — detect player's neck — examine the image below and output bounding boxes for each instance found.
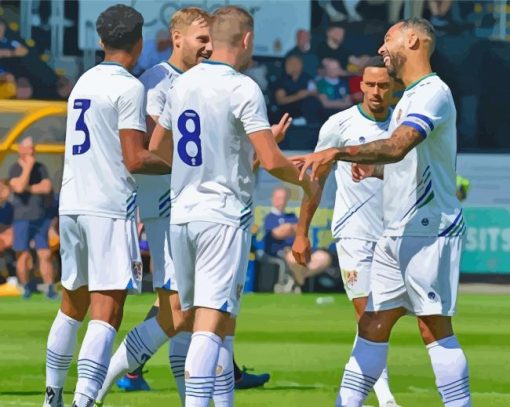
[208,50,239,71]
[360,102,389,122]
[103,51,134,71]
[168,54,187,73]
[400,59,433,89]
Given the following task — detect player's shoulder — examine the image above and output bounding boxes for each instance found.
[321,105,358,131]
[409,73,451,99]
[139,62,180,89]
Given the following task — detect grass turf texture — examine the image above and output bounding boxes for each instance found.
[0,293,509,406]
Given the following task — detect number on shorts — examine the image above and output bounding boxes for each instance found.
[72,99,91,155]
[177,110,202,166]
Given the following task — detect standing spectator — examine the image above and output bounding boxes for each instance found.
[316,58,353,119]
[274,55,321,124]
[285,29,320,78]
[264,187,331,292]
[133,29,172,76]
[316,24,351,70]
[8,137,57,299]
[428,0,453,27]
[0,179,15,279]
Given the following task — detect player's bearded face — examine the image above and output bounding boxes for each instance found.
[182,21,212,67]
[379,26,406,80]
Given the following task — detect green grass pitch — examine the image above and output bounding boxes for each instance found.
[1,292,509,406]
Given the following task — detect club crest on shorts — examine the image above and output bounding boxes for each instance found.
[343,269,358,287]
[428,291,438,302]
[358,136,366,144]
[132,261,143,282]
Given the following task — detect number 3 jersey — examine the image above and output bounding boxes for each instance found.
[159,61,271,229]
[59,62,146,219]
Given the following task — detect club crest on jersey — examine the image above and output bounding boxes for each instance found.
[132,261,143,282]
[343,270,358,287]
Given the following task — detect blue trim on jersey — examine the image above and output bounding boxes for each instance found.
[401,180,433,220]
[164,61,183,74]
[159,189,170,202]
[333,193,376,234]
[439,210,463,237]
[100,61,123,67]
[407,113,434,131]
[402,121,428,138]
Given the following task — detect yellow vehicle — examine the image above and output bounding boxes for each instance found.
[0,100,67,189]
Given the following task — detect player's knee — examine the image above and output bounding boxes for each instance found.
[417,316,453,345]
[358,312,391,342]
[156,311,176,336]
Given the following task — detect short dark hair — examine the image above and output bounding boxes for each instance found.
[362,55,386,74]
[96,4,143,51]
[401,17,436,54]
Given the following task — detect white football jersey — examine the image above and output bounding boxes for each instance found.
[316,104,390,241]
[159,61,271,229]
[383,73,463,237]
[134,62,181,221]
[59,62,146,219]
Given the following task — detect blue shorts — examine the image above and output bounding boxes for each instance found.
[13,218,51,252]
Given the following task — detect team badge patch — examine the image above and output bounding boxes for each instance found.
[358,136,366,144]
[132,261,143,282]
[343,270,358,287]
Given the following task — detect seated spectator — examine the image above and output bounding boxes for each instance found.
[8,137,57,299]
[285,29,320,78]
[0,179,16,286]
[264,186,332,292]
[316,24,351,71]
[0,19,60,99]
[274,55,322,124]
[0,67,16,99]
[316,58,353,119]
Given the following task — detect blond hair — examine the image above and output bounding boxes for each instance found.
[211,6,253,47]
[170,7,211,32]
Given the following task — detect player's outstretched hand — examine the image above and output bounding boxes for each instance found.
[271,113,292,144]
[292,235,311,266]
[352,163,375,183]
[292,148,338,181]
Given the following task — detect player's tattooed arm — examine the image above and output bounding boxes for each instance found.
[295,125,424,180]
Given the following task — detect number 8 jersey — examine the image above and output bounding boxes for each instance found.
[159,60,271,229]
[59,62,146,219]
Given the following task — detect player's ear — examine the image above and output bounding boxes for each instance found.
[172,30,182,48]
[242,31,253,51]
[407,31,419,51]
[98,40,105,51]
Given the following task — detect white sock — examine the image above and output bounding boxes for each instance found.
[212,336,235,407]
[185,331,222,407]
[427,335,471,406]
[373,366,396,404]
[169,331,192,405]
[336,336,388,407]
[73,320,116,403]
[96,317,168,402]
[46,310,82,389]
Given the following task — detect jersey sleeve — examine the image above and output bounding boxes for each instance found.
[158,91,172,130]
[401,86,450,138]
[117,81,147,132]
[314,116,343,152]
[232,78,271,136]
[139,67,167,117]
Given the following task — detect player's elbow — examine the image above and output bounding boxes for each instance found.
[124,153,145,173]
[260,156,285,173]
